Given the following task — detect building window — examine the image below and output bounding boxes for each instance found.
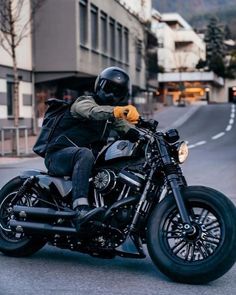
[117,23,123,61]
[124,28,129,63]
[91,4,98,50]
[136,39,142,71]
[79,0,88,46]
[109,17,115,58]
[100,11,107,53]
[7,81,14,116]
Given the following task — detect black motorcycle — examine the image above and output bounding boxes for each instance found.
[0,118,235,284]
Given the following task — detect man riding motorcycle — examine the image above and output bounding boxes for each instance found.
[44,66,140,230]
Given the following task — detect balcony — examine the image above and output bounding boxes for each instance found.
[158,71,224,86]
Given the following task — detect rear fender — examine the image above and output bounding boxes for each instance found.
[20,170,72,198]
[0,170,46,193]
[19,169,47,179]
[2,170,72,199]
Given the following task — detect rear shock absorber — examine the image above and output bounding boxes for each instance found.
[14,176,38,199]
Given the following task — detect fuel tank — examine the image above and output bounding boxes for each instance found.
[96,140,137,164]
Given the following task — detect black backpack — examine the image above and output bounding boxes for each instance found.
[33,99,70,158]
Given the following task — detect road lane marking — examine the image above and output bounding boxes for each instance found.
[212,132,225,140]
[187,104,234,149]
[188,141,206,149]
[229,118,234,125]
[226,125,232,132]
[195,141,206,146]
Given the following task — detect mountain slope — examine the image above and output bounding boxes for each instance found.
[152,0,236,38]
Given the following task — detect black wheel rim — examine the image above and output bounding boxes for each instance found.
[162,202,224,263]
[0,189,39,243]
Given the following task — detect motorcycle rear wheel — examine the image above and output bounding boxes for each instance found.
[0,177,46,257]
[147,185,236,284]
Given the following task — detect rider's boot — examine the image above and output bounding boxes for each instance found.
[73,205,105,232]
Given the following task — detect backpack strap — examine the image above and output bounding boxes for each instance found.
[47,106,67,142]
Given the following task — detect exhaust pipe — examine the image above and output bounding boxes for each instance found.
[13,205,76,221]
[103,196,138,220]
[9,219,77,236]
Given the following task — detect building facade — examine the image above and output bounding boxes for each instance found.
[151,10,234,104]
[0,0,154,131]
[118,0,152,22]
[34,0,149,123]
[152,10,213,104]
[0,0,34,129]
[153,12,205,72]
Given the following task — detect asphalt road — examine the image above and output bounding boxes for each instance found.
[179,103,236,205]
[0,103,235,295]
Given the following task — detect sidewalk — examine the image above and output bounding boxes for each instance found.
[0,135,38,165]
[0,104,201,165]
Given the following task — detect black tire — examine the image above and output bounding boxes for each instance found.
[0,177,46,257]
[147,186,236,284]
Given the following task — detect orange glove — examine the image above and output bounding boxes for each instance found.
[113,105,140,124]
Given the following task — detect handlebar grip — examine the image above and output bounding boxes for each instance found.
[137,117,158,131]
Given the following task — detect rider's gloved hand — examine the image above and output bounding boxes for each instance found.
[113,105,140,124]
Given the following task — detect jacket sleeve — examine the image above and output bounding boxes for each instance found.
[71,95,133,134]
[111,119,133,134]
[70,96,115,121]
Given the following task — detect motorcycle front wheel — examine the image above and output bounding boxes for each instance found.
[0,177,46,257]
[147,185,236,284]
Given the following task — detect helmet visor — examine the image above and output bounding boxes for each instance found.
[103,81,128,99]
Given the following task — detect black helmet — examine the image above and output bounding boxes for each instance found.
[94,67,130,105]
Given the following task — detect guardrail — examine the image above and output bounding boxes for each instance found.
[0,126,29,156]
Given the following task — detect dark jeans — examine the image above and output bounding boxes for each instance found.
[45,147,95,208]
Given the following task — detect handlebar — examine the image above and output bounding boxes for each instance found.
[136,117,159,132]
[122,110,158,132]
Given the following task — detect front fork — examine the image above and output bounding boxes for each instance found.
[167,176,192,231]
[130,137,193,234]
[158,135,193,233]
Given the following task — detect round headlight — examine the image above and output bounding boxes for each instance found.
[177,141,189,163]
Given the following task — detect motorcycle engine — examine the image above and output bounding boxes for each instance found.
[93,169,117,194]
[93,167,145,226]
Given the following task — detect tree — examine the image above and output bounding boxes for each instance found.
[196,58,207,70]
[204,17,226,77]
[0,0,45,128]
[224,25,232,40]
[226,50,236,79]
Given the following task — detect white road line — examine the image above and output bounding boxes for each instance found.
[229,118,234,125]
[188,141,206,149]
[212,132,225,140]
[188,105,234,149]
[226,125,232,132]
[195,141,206,146]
